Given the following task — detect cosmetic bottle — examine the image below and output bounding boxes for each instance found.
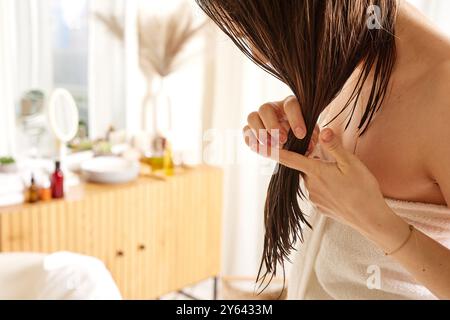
[51,160,64,199]
[150,136,165,172]
[163,140,174,176]
[39,178,52,202]
[28,174,40,203]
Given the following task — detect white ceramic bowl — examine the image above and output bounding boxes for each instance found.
[80,156,140,184]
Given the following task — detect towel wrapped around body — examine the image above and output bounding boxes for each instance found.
[287,192,450,300]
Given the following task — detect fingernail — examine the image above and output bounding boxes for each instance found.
[321,129,334,142]
[280,133,287,144]
[295,127,306,139]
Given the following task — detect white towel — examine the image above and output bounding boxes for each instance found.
[287,143,331,299]
[0,252,122,300]
[0,193,25,207]
[287,205,328,299]
[0,173,25,195]
[288,199,450,300]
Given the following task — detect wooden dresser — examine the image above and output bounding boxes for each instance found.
[0,166,223,299]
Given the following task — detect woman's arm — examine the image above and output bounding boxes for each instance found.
[365,205,450,300]
[243,125,450,299]
[301,129,450,299]
[394,79,450,299]
[243,86,450,299]
[311,128,450,299]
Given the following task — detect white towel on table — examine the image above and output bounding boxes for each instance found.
[0,174,24,195]
[0,193,25,207]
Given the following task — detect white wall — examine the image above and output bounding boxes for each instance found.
[408,0,450,36]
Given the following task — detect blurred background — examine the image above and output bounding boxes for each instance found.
[0,0,449,300]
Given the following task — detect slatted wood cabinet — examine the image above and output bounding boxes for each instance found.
[0,166,223,299]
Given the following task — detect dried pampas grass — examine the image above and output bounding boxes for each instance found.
[97,2,206,79]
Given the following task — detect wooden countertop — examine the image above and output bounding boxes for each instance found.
[0,165,221,213]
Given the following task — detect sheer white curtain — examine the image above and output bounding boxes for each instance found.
[203,27,291,277]
[14,0,53,97]
[94,0,206,150]
[0,0,137,151]
[0,0,17,156]
[88,0,140,139]
[0,0,53,156]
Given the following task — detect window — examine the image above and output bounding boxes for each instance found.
[51,0,89,126]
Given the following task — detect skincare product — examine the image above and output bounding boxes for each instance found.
[28,175,40,203]
[51,160,64,199]
[39,178,52,202]
[163,140,174,176]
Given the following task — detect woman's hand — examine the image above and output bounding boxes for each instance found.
[244,96,450,299]
[244,96,320,155]
[243,122,411,254]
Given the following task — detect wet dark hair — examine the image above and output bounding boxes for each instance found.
[196,0,397,290]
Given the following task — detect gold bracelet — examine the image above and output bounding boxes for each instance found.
[384,225,414,256]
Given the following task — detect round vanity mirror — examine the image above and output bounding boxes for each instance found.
[47,88,79,143]
[46,88,81,186]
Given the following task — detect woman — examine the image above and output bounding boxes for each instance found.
[196,0,450,299]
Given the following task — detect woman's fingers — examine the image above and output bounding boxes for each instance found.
[243,125,260,152]
[258,103,288,146]
[277,149,317,175]
[243,125,274,156]
[247,112,267,144]
[283,96,307,139]
[243,135,325,177]
[265,101,291,132]
[248,102,289,148]
[246,96,308,149]
[320,128,353,169]
[275,129,352,175]
[307,125,320,154]
[244,125,318,175]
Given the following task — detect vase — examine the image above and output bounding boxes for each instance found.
[143,76,173,142]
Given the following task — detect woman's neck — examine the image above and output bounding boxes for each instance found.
[323,1,449,123]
